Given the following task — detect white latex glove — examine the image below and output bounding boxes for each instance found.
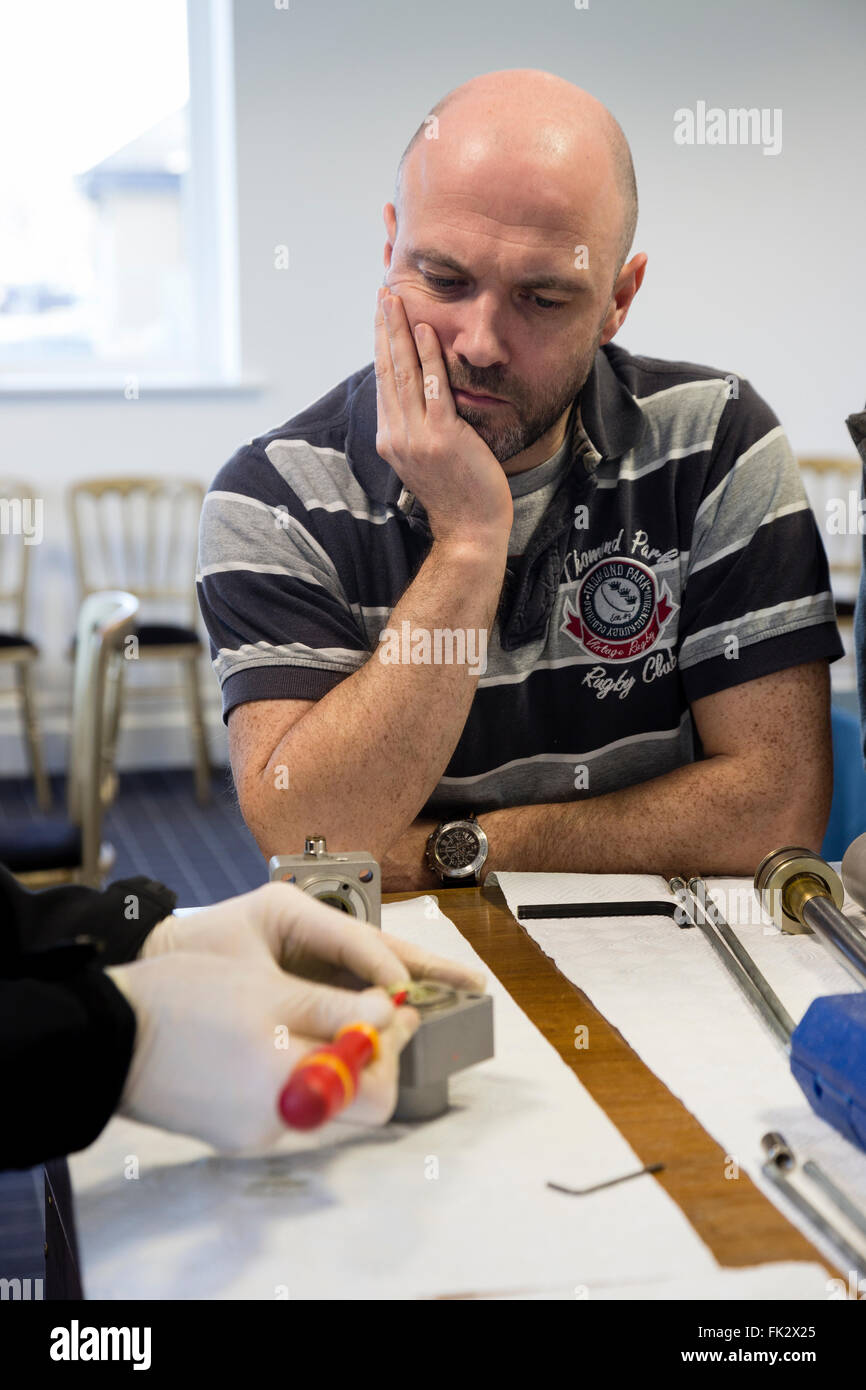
[141,880,487,995]
[106,951,421,1154]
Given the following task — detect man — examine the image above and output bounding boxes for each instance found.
[198,69,843,891]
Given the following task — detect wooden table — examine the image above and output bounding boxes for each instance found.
[385,882,837,1274]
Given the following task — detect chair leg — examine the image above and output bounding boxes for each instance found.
[183,654,211,804]
[17,662,52,811]
[100,653,125,806]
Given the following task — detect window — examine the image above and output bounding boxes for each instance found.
[0,0,238,388]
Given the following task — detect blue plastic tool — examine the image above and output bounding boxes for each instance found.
[790,993,866,1150]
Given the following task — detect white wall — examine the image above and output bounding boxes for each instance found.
[3,0,863,774]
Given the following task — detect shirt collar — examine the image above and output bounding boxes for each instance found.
[345,343,646,509]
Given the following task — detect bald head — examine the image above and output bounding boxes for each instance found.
[394,69,637,284]
[383,71,646,471]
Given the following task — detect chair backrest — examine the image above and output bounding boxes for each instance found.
[67,477,204,621]
[0,478,41,633]
[67,591,139,885]
[797,457,863,607]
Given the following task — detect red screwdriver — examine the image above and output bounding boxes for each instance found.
[278,1020,381,1131]
[278,981,419,1130]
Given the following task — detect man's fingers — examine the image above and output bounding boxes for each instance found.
[382,291,425,423]
[412,319,456,420]
[378,929,487,993]
[374,285,400,437]
[261,881,487,998]
[262,881,410,987]
[377,1002,421,1056]
[275,975,396,1040]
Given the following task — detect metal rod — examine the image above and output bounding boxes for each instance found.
[802,1160,866,1242]
[669,878,792,1050]
[689,877,796,1040]
[761,1134,866,1278]
[801,896,866,989]
[762,1163,866,1280]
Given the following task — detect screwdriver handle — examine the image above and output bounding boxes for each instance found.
[278,1021,380,1131]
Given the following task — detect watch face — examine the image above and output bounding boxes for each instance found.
[437,824,481,873]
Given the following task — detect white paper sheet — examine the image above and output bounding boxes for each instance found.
[491,868,866,1280]
[68,895,828,1299]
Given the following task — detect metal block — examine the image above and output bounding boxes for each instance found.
[394,988,494,1122]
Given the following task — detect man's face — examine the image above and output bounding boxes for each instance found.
[383,188,618,466]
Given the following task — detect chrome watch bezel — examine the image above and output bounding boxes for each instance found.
[428,817,489,880]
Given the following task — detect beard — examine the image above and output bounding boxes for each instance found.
[448,330,603,465]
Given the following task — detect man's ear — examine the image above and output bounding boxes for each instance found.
[383,202,397,270]
[599,252,647,346]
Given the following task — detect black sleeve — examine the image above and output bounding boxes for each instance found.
[0,864,177,1171]
[0,970,135,1170]
[0,864,177,965]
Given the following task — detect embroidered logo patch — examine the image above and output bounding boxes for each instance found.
[561,557,678,661]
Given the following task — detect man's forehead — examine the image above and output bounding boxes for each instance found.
[396,126,621,278]
[414,161,598,224]
[405,111,614,204]
[402,156,611,251]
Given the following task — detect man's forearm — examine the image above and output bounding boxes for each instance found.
[479,754,826,880]
[382,754,827,889]
[247,537,507,860]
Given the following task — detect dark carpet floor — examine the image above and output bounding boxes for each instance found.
[0,766,268,905]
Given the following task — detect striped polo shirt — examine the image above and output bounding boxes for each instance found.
[197,343,844,815]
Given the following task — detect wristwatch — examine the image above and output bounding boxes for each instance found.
[425,814,489,887]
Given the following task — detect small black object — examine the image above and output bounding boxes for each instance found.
[517,901,682,920]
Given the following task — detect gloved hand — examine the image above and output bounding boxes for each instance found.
[141,880,487,994]
[106,950,420,1153]
[109,882,487,1153]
